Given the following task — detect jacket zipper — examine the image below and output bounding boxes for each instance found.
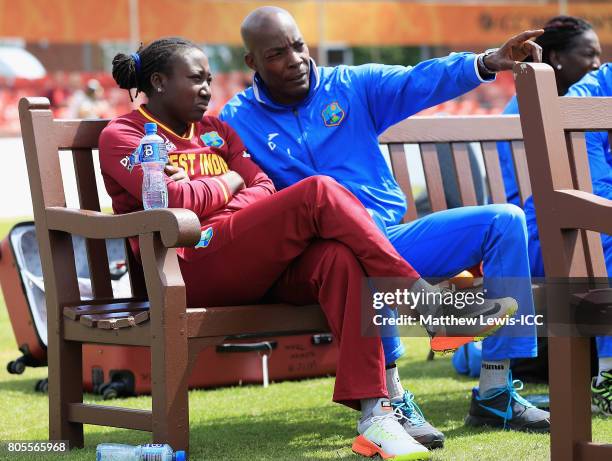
[292,107,318,169]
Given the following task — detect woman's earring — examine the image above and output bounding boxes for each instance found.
[157,87,162,92]
[556,64,562,70]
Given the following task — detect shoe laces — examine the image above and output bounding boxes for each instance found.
[601,370,612,387]
[393,391,427,426]
[480,371,533,429]
[369,407,407,440]
[593,370,612,392]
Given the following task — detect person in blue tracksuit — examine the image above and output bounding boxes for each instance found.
[497,16,611,416]
[220,6,551,444]
[567,65,612,417]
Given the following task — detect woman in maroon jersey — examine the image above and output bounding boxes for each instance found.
[99,37,511,460]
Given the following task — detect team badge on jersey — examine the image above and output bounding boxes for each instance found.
[195,227,214,249]
[321,102,345,127]
[200,131,225,148]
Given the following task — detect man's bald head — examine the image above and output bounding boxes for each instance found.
[240,6,311,106]
[241,6,300,53]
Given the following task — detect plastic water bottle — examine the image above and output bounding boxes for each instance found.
[140,122,168,210]
[96,443,186,461]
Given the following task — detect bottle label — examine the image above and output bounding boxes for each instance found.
[141,444,166,461]
[142,142,162,162]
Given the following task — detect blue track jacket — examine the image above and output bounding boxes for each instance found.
[565,63,612,202]
[220,54,491,226]
[499,65,612,208]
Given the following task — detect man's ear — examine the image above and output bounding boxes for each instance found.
[244,52,257,72]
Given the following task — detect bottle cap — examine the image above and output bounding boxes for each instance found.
[144,122,157,134]
[175,450,186,461]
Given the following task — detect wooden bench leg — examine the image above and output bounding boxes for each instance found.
[549,336,592,461]
[151,342,189,452]
[48,336,84,448]
[46,231,84,449]
[142,233,190,452]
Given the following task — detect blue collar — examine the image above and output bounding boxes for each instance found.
[252,58,321,110]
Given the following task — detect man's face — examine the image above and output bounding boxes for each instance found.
[246,19,311,106]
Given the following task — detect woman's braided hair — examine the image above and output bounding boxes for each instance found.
[111,37,199,100]
[535,15,593,65]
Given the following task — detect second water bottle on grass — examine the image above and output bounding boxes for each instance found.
[96,443,186,461]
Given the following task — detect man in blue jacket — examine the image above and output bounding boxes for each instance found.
[220,6,550,447]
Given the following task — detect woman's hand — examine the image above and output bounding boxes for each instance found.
[165,164,189,183]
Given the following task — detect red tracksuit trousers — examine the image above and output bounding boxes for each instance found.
[179,176,420,409]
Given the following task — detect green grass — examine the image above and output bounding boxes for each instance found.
[0,218,610,460]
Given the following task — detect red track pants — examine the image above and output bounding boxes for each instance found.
[179,176,419,409]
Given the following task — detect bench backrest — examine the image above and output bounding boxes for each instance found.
[380,115,525,222]
[19,97,527,305]
[19,98,146,310]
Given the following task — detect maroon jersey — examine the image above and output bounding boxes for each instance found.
[99,106,276,257]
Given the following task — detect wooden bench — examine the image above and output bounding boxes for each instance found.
[515,62,612,461]
[18,96,531,453]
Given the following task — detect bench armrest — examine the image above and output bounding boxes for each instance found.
[555,190,612,235]
[45,207,201,248]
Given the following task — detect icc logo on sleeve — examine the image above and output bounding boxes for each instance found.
[201,131,225,148]
[195,227,214,249]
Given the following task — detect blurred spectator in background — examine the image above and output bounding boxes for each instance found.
[43,71,69,110]
[68,78,111,119]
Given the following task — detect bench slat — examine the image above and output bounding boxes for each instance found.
[64,301,149,320]
[73,148,113,298]
[566,132,608,277]
[80,311,150,329]
[481,141,507,204]
[54,119,108,150]
[379,115,523,143]
[388,143,417,222]
[125,240,147,298]
[80,313,136,329]
[63,319,149,345]
[187,304,329,338]
[451,143,477,206]
[559,97,612,130]
[73,148,101,211]
[420,144,447,212]
[511,141,532,205]
[68,403,152,431]
[84,238,113,298]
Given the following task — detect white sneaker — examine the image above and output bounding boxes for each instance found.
[352,399,431,460]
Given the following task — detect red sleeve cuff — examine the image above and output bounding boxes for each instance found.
[211,176,232,204]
